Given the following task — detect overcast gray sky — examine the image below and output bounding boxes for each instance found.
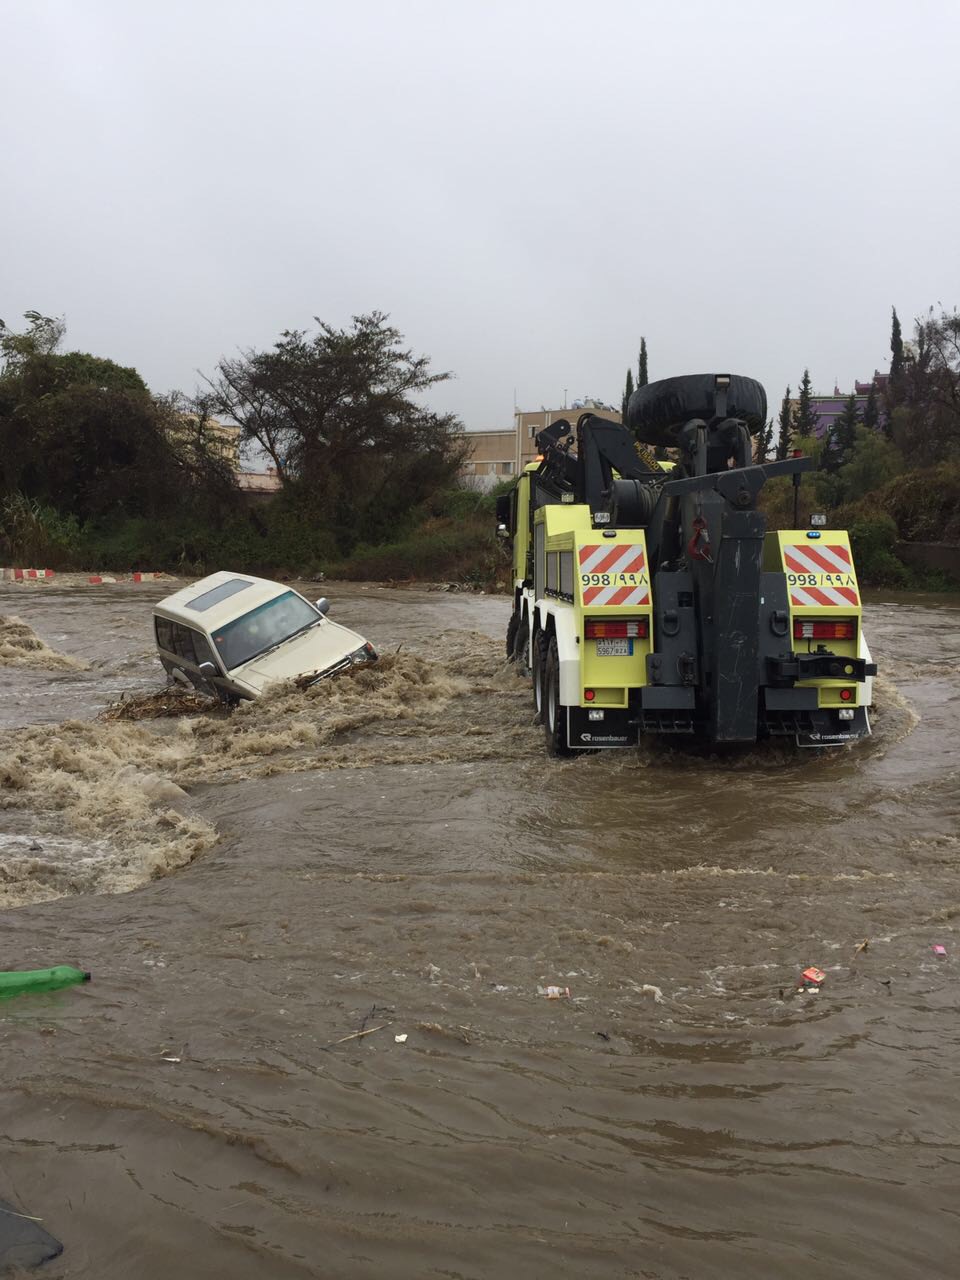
[3,0,958,431]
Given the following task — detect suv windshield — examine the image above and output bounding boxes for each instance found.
[212,591,319,670]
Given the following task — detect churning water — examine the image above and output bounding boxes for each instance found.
[0,580,958,1278]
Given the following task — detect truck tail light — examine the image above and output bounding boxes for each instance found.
[585,618,648,639]
[793,619,855,641]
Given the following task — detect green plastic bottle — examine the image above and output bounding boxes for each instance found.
[0,966,91,1000]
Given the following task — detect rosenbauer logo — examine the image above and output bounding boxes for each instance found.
[580,732,630,744]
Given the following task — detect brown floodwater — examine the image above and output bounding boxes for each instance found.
[0,580,958,1279]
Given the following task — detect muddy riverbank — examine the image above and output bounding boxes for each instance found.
[1,582,958,1278]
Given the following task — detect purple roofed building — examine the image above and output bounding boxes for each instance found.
[790,372,888,438]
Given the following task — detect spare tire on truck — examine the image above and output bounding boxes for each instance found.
[627,374,767,449]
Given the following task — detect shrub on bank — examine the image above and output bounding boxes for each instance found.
[845,515,911,588]
[323,515,503,586]
[0,492,82,568]
[868,463,960,543]
[0,487,508,588]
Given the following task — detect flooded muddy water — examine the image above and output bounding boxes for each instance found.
[1,580,958,1278]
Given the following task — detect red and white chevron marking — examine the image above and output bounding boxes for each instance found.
[790,583,859,607]
[784,542,853,576]
[783,542,859,607]
[578,543,650,606]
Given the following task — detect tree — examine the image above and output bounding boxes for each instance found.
[200,312,467,550]
[794,368,819,438]
[889,306,905,406]
[863,381,880,432]
[834,425,904,503]
[823,391,860,472]
[0,311,66,362]
[621,367,634,421]
[758,419,774,461]
[637,337,649,387]
[889,306,960,464]
[775,386,793,460]
[0,313,234,524]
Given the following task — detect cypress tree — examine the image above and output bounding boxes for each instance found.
[827,391,860,469]
[863,382,879,431]
[638,338,648,387]
[887,306,906,419]
[621,367,634,421]
[794,368,819,438]
[775,386,793,460]
[890,307,904,385]
[758,419,774,461]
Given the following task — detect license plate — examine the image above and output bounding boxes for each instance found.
[595,638,633,657]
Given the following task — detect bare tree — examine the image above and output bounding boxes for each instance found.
[198,312,467,548]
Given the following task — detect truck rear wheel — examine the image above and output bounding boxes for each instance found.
[544,635,574,756]
[505,610,520,660]
[512,612,530,673]
[535,629,547,721]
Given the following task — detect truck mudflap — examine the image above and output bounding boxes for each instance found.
[763,706,871,748]
[566,706,639,749]
[567,701,698,746]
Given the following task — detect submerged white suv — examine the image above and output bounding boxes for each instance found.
[153,572,377,701]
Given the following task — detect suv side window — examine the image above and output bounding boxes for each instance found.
[171,623,197,664]
[191,631,217,668]
[172,623,220,670]
[155,617,175,652]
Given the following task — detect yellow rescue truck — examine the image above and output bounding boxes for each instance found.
[496,374,875,754]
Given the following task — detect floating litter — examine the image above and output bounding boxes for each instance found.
[797,966,826,994]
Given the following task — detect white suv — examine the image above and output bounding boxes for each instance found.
[153,572,376,701]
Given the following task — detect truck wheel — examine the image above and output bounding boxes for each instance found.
[505,610,520,660]
[532,631,549,722]
[512,613,530,673]
[544,635,574,756]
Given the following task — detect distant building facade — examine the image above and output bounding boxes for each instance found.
[790,372,888,439]
[237,466,282,503]
[459,429,518,488]
[167,414,242,469]
[460,398,620,489]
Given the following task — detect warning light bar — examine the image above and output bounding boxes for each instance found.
[585,618,648,640]
[793,619,855,641]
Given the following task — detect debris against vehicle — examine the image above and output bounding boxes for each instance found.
[100,687,216,721]
[497,373,876,753]
[153,572,378,702]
